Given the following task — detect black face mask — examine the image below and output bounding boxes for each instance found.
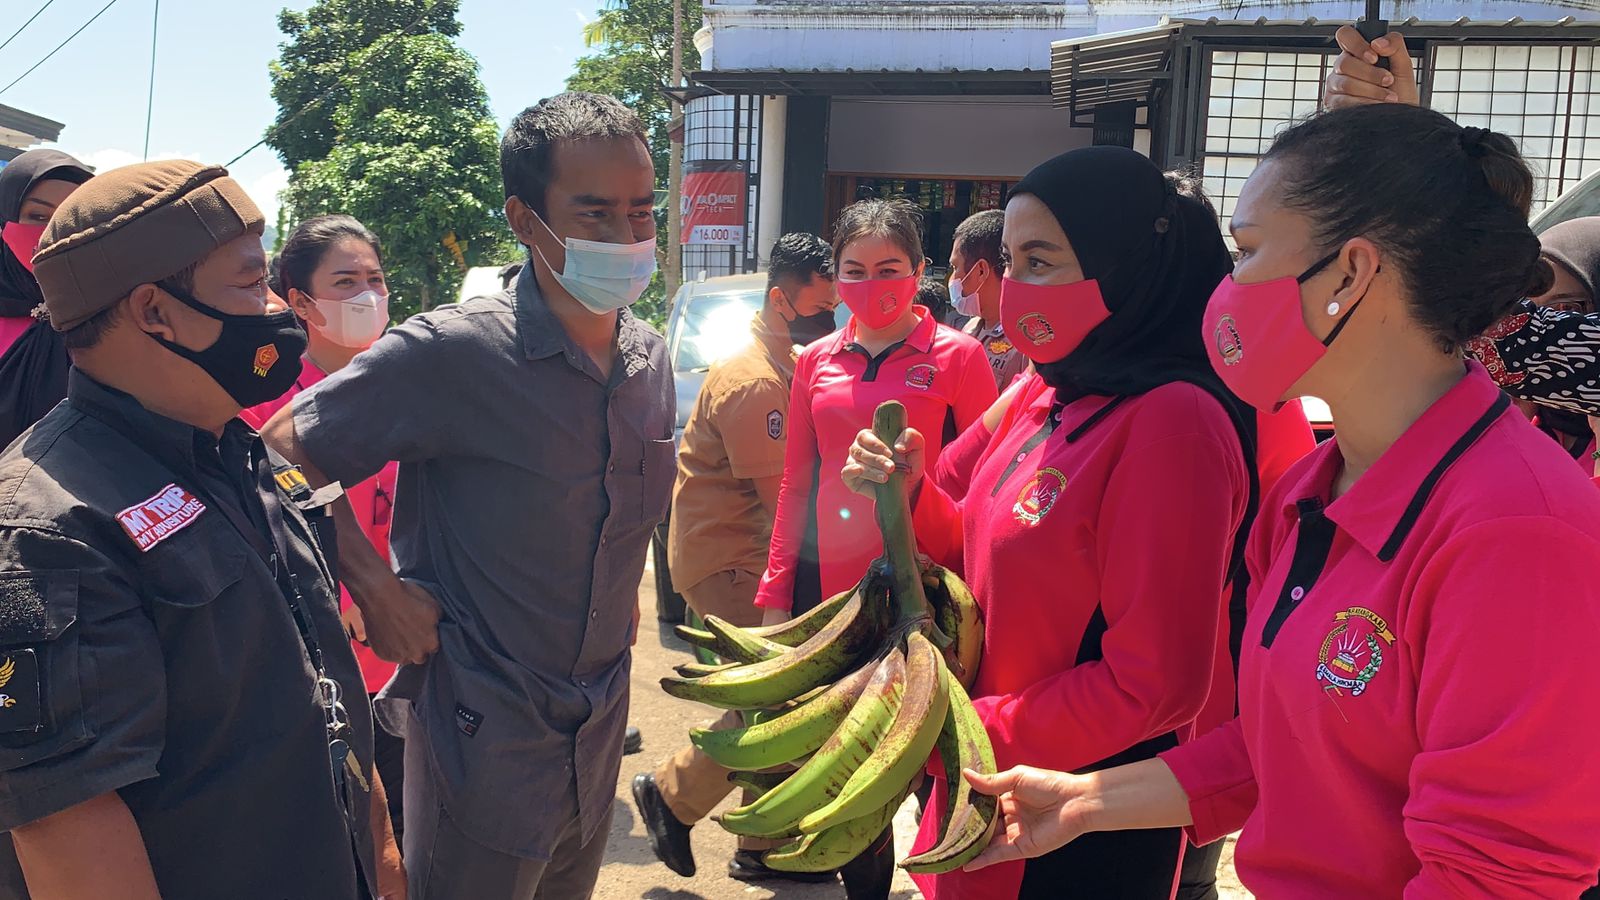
[775,289,836,347]
[1537,404,1594,447]
[787,310,836,347]
[152,285,307,408]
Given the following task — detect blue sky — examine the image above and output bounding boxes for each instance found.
[0,0,599,224]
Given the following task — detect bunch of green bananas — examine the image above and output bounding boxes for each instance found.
[659,401,998,875]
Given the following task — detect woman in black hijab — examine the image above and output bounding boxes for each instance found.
[0,149,93,448]
[844,146,1257,900]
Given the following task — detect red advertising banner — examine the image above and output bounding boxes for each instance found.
[681,161,747,246]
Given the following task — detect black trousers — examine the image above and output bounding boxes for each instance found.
[1175,838,1224,900]
[372,692,407,845]
[1018,826,1185,900]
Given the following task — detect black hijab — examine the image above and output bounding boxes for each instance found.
[1010,146,1235,400]
[1011,147,1259,676]
[0,149,93,318]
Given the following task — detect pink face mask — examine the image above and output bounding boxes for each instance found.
[999,276,1111,364]
[2,222,46,273]
[1203,252,1356,411]
[837,275,918,330]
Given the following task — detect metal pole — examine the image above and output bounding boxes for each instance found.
[665,0,685,302]
[1359,0,1390,71]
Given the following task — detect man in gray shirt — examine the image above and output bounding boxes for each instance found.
[263,92,673,900]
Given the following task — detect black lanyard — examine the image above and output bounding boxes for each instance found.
[988,395,1131,498]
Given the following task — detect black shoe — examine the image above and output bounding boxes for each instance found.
[726,849,837,884]
[838,827,895,900]
[624,725,643,755]
[632,774,695,877]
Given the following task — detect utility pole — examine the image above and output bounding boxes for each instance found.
[665,0,685,301]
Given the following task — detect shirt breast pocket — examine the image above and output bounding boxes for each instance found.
[137,523,314,741]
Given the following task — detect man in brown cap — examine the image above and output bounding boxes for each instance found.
[0,159,397,899]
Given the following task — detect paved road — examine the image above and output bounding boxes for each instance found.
[594,558,1250,899]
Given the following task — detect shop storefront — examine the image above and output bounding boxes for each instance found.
[685,1,1600,279]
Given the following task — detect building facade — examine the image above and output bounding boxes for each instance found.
[682,0,1600,276]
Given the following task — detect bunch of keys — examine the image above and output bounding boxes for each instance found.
[320,676,370,793]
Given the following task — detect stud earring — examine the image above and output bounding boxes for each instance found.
[1326,301,1341,316]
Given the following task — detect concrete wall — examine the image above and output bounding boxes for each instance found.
[826,96,1091,179]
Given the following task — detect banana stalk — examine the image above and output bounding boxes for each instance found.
[871,401,943,642]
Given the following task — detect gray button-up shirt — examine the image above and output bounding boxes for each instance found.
[294,266,674,859]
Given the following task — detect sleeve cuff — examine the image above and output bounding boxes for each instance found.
[292,390,361,487]
[1159,743,1249,846]
[0,757,158,832]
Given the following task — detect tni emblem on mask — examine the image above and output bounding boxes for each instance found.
[1315,607,1395,697]
[1016,313,1055,348]
[1215,315,1244,366]
[877,290,899,314]
[1013,467,1066,526]
[253,344,280,377]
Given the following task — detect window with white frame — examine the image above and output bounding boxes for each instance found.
[1197,41,1600,246]
[1428,44,1600,210]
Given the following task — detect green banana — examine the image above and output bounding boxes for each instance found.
[716,649,905,838]
[659,583,887,710]
[899,665,999,874]
[673,585,855,650]
[674,660,736,678]
[764,784,910,873]
[798,632,950,834]
[727,770,789,797]
[689,663,876,771]
[702,615,789,664]
[672,623,723,654]
[926,564,983,690]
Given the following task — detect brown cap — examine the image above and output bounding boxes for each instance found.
[33,160,264,331]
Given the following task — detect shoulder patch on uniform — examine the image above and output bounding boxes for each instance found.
[766,409,784,440]
[0,649,43,733]
[116,484,206,552]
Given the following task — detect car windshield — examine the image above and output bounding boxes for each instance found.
[674,289,766,373]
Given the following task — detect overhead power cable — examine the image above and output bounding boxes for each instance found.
[143,0,160,159]
[225,1,436,168]
[0,0,59,56]
[0,0,122,98]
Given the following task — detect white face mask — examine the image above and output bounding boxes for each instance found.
[949,264,985,318]
[308,289,389,349]
[529,203,657,314]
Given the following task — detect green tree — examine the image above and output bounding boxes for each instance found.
[567,0,702,327]
[268,0,515,315]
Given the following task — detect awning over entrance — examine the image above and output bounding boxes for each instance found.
[1050,22,1181,127]
[1051,15,1600,124]
[0,103,65,162]
[689,68,1049,97]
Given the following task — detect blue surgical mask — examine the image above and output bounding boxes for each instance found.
[949,264,985,318]
[528,203,657,314]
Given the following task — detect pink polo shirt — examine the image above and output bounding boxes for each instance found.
[1162,362,1600,899]
[754,307,996,611]
[907,372,1250,900]
[241,359,399,694]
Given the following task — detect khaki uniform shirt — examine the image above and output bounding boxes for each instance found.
[668,315,796,593]
[963,316,1030,392]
